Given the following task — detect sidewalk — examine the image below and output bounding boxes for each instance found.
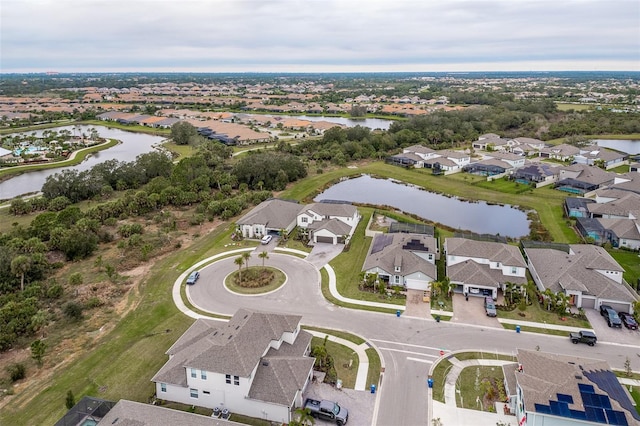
[498,317,588,332]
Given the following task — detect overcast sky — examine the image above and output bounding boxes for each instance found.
[2,0,639,73]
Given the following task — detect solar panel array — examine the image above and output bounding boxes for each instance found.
[584,370,640,422]
[371,234,394,254]
[533,385,630,426]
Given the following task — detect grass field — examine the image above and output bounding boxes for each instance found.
[498,300,591,328]
[457,365,504,411]
[311,337,359,389]
[608,249,640,288]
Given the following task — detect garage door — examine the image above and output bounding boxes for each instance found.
[316,236,334,244]
[607,302,631,314]
[405,279,428,291]
[581,297,596,309]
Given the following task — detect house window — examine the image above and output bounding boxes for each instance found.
[395,266,401,272]
[160,383,167,393]
[190,368,196,378]
[496,262,501,267]
[190,388,198,399]
[301,217,308,223]
[225,374,231,384]
[511,267,517,274]
[201,370,207,380]
[234,375,240,386]
[394,276,400,284]
[203,390,210,395]
[428,254,433,261]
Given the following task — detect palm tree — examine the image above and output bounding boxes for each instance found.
[234,257,244,283]
[505,282,516,304]
[524,281,537,304]
[556,292,569,316]
[242,252,251,270]
[543,288,555,311]
[290,407,315,426]
[258,251,269,268]
[31,310,48,338]
[11,255,31,292]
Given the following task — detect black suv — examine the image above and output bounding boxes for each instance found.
[569,330,597,346]
[604,308,622,328]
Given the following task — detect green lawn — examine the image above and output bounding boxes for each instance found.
[303,326,365,345]
[474,178,536,195]
[81,120,170,137]
[311,337,359,389]
[608,249,640,288]
[457,365,505,411]
[224,267,286,294]
[498,300,591,328]
[431,359,453,403]
[162,141,195,160]
[366,347,382,388]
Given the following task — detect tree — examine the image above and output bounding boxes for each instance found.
[234,256,244,283]
[65,390,76,409]
[31,310,48,338]
[170,121,197,145]
[63,302,83,321]
[258,251,269,268]
[11,255,31,291]
[290,407,315,426]
[31,339,46,367]
[242,252,251,270]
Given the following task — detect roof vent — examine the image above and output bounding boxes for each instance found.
[262,360,269,366]
[575,375,583,380]
[228,335,233,340]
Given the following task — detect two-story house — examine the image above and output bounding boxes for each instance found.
[152,310,315,424]
[297,202,360,244]
[444,238,527,299]
[362,232,439,291]
[236,199,303,239]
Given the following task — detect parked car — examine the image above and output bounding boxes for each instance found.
[261,234,273,245]
[186,270,200,285]
[619,312,638,330]
[603,308,622,328]
[484,297,497,317]
[303,398,348,426]
[569,330,597,346]
[599,304,613,316]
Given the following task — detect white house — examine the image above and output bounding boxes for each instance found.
[362,233,439,291]
[525,244,636,314]
[297,202,360,244]
[444,238,527,299]
[236,199,303,239]
[152,310,315,425]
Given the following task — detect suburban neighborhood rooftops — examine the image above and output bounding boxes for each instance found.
[307,218,352,236]
[248,355,315,407]
[303,202,358,218]
[99,399,242,425]
[363,233,438,278]
[448,259,526,287]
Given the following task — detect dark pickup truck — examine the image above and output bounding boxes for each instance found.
[569,330,597,346]
[303,398,349,426]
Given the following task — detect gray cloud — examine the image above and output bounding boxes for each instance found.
[1,0,638,72]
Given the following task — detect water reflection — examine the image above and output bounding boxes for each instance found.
[315,175,530,238]
[0,125,165,200]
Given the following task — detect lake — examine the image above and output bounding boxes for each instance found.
[277,115,393,130]
[315,175,530,238]
[0,125,166,200]
[594,139,640,155]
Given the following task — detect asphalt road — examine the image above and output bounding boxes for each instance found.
[186,252,640,426]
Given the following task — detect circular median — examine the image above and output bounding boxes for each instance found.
[224,266,287,295]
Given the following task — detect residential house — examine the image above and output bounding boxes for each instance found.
[152,310,315,425]
[297,202,360,244]
[236,199,303,239]
[511,137,546,156]
[472,136,514,152]
[508,349,639,425]
[564,197,596,218]
[524,244,636,313]
[444,238,527,299]
[573,147,627,170]
[362,233,439,291]
[555,164,616,195]
[463,158,512,177]
[598,218,640,250]
[587,193,640,219]
[539,143,580,161]
[512,162,559,187]
[484,151,526,169]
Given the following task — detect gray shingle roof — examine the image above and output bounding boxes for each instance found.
[447,259,526,287]
[152,310,303,385]
[524,245,634,302]
[598,218,640,240]
[587,193,640,217]
[236,199,302,229]
[308,218,352,236]
[303,202,357,218]
[445,238,527,268]
[99,399,242,426]
[363,233,437,279]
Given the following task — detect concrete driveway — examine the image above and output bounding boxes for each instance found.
[305,243,345,268]
[451,293,501,327]
[304,381,375,426]
[584,308,640,345]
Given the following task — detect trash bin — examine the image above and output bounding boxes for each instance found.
[396,310,401,317]
[435,315,441,323]
[516,325,521,333]
[370,384,376,394]
[427,378,434,388]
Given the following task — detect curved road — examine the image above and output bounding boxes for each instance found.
[185,249,640,426]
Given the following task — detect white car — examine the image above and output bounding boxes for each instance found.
[261,235,273,245]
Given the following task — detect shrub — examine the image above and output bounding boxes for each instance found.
[46,284,64,299]
[6,363,26,382]
[63,302,83,321]
[85,297,102,309]
[68,273,83,286]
